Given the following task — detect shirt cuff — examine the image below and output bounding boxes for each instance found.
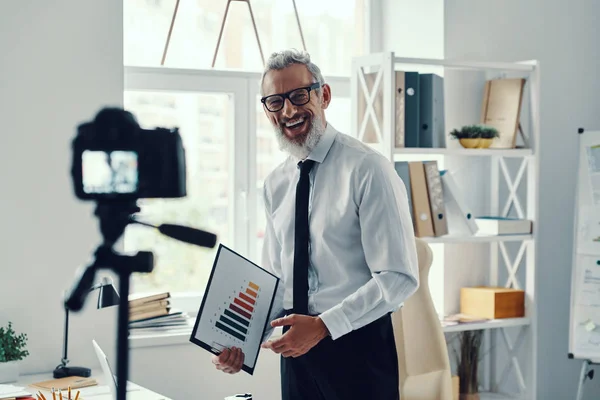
[319,304,353,340]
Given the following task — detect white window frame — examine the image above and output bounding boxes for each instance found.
[124,66,350,314]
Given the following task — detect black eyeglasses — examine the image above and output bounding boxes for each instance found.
[260,82,322,112]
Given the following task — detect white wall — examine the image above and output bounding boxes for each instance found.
[381,0,444,58]
[444,1,600,399]
[0,0,122,375]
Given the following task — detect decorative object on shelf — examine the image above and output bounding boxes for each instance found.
[450,124,499,149]
[454,330,483,400]
[481,78,526,149]
[0,321,29,383]
[460,286,525,320]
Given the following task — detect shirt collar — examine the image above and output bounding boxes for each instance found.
[305,122,337,164]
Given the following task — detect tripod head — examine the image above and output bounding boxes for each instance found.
[64,201,153,312]
[65,201,217,312]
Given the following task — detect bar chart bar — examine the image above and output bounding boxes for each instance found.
[239,292,256,305]
[215,321,245,341]
[234,297,254,313]
[219,315,248,335]
[224,309,250,327]
[229,303,252,320]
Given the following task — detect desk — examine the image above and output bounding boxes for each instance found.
[14,369,170,400]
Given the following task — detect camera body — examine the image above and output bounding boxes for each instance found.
[71,108,186,201]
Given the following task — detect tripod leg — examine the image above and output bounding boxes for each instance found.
[576,360,591,400]
[116,272,131,400]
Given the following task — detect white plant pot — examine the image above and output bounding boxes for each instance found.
[0,361,20,383]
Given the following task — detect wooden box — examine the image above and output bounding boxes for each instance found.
[460,286,525,319]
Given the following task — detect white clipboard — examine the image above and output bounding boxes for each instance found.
[189,244,279,374]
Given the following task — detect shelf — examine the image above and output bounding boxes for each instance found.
[393,147,533,157]
[392,56,536,73]
[443,317,531,333]
[422,234,533,244]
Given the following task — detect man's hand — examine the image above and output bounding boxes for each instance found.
[211,347,244,374]
[260,314,329,358]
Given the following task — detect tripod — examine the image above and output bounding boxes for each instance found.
[65,201,153,400]
[64,196,216,399]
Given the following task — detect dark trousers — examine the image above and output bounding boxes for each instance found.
[280,313,400,400]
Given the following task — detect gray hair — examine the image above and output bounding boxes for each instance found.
[259,49,325,96]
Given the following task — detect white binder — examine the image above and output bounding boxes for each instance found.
[439,170,479,235]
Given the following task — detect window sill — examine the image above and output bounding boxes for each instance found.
[129,326,283,349]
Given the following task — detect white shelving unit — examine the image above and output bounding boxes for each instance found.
[351,52,539,399]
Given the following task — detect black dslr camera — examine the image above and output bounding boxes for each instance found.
[71,107,186,201]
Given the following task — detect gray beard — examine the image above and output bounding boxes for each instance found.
[275,115,325,160]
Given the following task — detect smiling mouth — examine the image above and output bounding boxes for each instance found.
[283,116,308,135]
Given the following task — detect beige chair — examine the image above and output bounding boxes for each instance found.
[392,237,453,400]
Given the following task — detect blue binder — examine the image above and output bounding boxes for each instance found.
[403,72,420,147]
[419,73,445,148]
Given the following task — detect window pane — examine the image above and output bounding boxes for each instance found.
[124,0,366,76]
[254,96,350,261]
[123,91,233,294]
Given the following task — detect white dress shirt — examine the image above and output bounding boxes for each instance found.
[261,122,419,340]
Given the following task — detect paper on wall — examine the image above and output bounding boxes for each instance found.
[575,143,600,255]
[572,256,600,357]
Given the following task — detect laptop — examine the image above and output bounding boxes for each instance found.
[92,339,163,399]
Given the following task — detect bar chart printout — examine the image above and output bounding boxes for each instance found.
[214,281,260,342]
[190,245,279,375]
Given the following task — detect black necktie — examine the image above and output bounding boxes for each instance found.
[293,159,315,315]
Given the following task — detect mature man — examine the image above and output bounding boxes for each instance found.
[212,49,419,399]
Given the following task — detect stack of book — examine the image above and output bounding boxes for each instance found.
[128,292,191,331]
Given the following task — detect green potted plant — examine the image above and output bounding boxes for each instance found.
[449,124,499,149]
[454,330,483,400]
[0,322,29,383]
